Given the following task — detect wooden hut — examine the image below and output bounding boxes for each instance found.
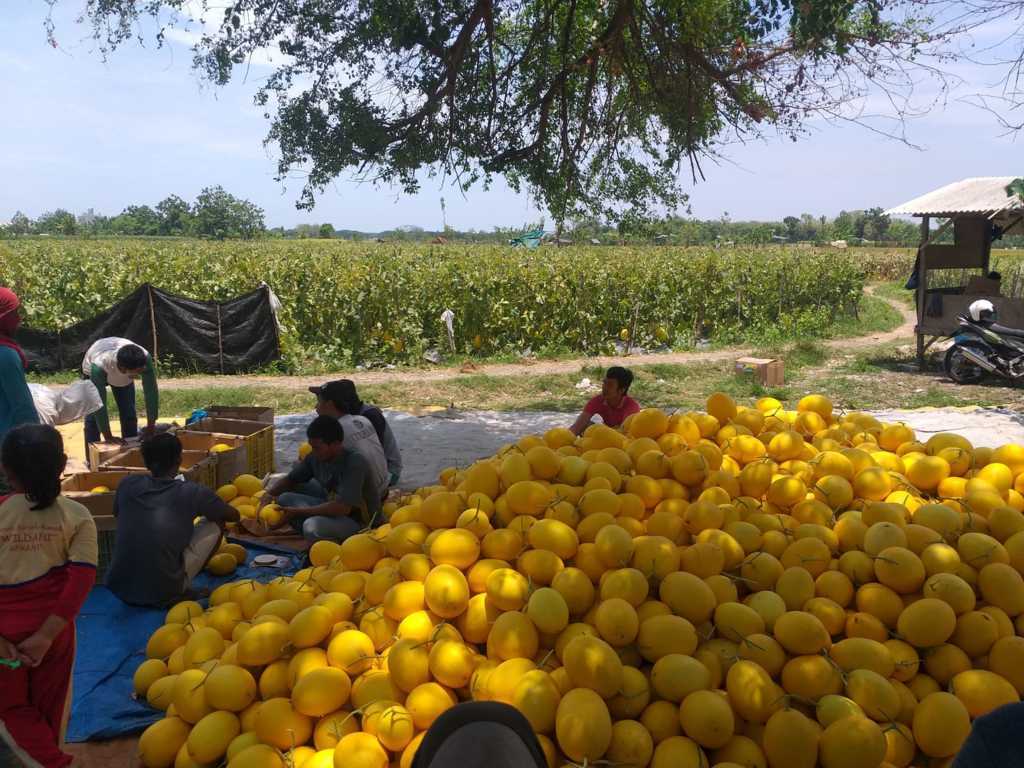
[886,177,1024,366]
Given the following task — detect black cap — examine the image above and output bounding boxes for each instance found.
[309,380,360,412]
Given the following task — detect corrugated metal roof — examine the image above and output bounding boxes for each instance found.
[886,177,1023,217]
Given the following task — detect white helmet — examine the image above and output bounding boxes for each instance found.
[969,299,996,323]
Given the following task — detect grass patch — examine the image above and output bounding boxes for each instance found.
[839,344,914,374]
[28,371,81,385]
[753,340,828,371]
[872,281,915,308]
[827,294,904,337]
[159,387,316,419]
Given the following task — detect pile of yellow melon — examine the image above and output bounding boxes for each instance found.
[133,393,1024,768]
[217,473,285,530]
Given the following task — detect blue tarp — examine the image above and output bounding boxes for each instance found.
[68,539,302,743]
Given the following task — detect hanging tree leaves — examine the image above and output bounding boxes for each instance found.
[51,1,1018,225]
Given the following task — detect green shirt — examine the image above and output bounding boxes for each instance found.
[287,449,382,527]
[89,356,159,435]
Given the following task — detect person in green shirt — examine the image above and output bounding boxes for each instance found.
[81,338,159,445]
[0,288,39,494]
[259,415,381,542]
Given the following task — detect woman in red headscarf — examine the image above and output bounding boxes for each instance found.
[0,288,39,492]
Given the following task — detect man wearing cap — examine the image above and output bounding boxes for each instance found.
[319,379,402,488]
[309,381,390,500]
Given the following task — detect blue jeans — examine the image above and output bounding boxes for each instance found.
[84,381,137,443]
[280,480,363,543]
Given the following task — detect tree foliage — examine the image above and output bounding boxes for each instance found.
[191,186,266,239]
[156,194,194,235]
[2,188,264,239]
[8,212,33,237]
[112,205,162,236]
[35,209,78,236]
[60,0,986,226]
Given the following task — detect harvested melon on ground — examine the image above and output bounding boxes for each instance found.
[132,393,1024,768]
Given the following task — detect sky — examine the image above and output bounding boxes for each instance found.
[0,2,1020,231]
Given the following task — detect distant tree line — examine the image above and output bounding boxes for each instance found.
[7,197,1022,248]
[4,186,265,240]
[283,207,1024,247]
[568,207,1024,247]
[570,208,921,246]
[276,210,925,245]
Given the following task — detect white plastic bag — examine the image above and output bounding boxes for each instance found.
[261,281,285,334]
[29,381,103,426]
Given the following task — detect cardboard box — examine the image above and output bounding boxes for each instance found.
[101,448,217,489]
[204,406,275,425]
[61,471,143,520]
[174,432,248,487]
[184,418,275,476]
[86,423,180,470]
[88,441,134,472]
[184,418,272,438]
[735,356,784,386]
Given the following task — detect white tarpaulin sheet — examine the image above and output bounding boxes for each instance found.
[273,407,1024,491]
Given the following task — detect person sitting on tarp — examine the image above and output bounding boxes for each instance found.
[105,433,239,607]
[259,415,382,543]
[569,366,641,435]
[313,379,403,488]
[308,381,391,500]
[82,337,160,446]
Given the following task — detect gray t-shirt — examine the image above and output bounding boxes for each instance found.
[360,405,403,481]
[287,449,382,526]
[106,475,234,607]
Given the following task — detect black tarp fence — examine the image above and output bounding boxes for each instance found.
[17,284,280,374]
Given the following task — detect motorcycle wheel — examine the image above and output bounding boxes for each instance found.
[945,344,987,384]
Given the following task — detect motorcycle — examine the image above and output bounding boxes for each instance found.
[945,313,1024,384]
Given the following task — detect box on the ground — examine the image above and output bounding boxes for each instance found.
[87,423,179,470]
[184,417,275,477]
[174,432,248,487]
[204,405,274,424]
[61,470,143,528]
[88,441,133,471]
[735,356,785,386]
[100,448,217,489]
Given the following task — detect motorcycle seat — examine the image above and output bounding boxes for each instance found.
[989,323,1024,338]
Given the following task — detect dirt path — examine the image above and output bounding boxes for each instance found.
[155,287,916,392]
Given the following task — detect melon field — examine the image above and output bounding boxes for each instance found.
[134,393,1024,768]
[0,239,870,370]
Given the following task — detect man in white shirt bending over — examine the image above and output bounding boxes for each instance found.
[309,381,390,501]
[81,337,160,446]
